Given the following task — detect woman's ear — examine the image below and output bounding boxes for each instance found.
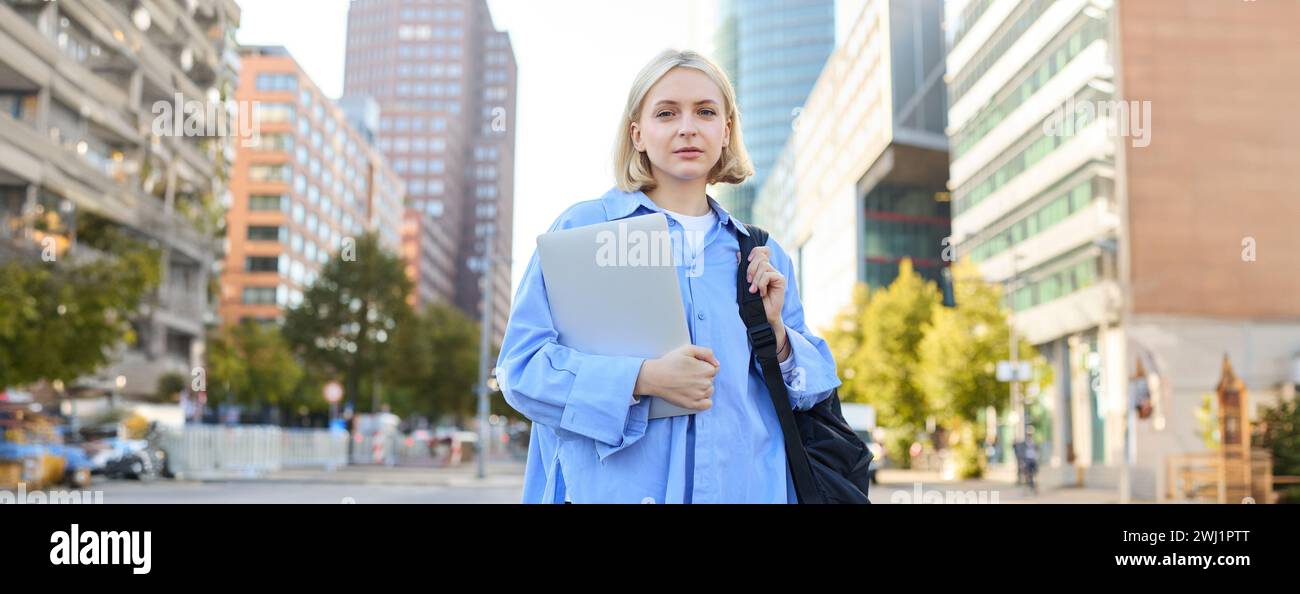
[629,122,643,152]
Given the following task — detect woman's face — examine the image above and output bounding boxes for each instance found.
[630,67,730,186]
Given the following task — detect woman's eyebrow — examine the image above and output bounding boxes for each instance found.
[652,99,721,108]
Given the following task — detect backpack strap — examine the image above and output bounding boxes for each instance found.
[736,223,823,504]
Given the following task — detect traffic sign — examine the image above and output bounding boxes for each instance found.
[996,361,1033,382]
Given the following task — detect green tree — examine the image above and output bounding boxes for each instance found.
[154,371,187,403]
[384,303,489,423]
[917,259,1050,477]
[281,232,412,414]
[206,321,303,413]
[1254,396,1300,503]
[826,259,939,467]
[0,226,160,388]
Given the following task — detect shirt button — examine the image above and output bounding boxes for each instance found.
[697,312,705,320]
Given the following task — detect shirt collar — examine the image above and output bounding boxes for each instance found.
[600,186,750,237]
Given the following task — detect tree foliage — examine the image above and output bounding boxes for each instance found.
[281,232,412,413]
[0,226,160,387]
[827,258,1051,472]
[206,321,303,409]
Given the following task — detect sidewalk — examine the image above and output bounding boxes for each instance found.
[873,468,1143,504]
[205,459,527,488]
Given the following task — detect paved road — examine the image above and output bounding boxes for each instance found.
[78,463,1127,504]
[93,479,523,504]
[90,461,528,504]
[870,468,1129,504]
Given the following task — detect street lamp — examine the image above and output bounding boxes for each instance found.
[1093,237,1131,503]
[475,225,511,480]
[1004,249,1029,444]
[113,375,127,410]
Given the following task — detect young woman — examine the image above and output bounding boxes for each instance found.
[496,49,841,503]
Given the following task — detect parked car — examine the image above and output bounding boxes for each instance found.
[0,402,95,489]
[84,422,171,481]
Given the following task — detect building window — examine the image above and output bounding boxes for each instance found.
[256,103,296,123]
[256,73,298,92]
[249,164,292,183]
[247,225,285,242]
[245,256,280,273]
[249,194,288,212]
[242,286,278,305]
[254,133,294,152]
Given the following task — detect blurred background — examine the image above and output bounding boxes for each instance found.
[1,0,1297,504]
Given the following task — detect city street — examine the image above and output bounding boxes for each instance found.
[870,469,1128,504]
[92,461,527,504]
[82,462,1127,504]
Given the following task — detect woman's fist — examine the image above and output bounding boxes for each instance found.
[634,344,720,411]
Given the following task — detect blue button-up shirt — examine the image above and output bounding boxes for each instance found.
[496,186,841,503]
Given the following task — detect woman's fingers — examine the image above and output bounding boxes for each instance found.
[688,383,715,411]
[748,259,775,292]
[684,344,719,367]
[751,267,785,296]
[746,247,771,283]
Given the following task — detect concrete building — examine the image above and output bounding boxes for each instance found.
[401,208,455,308]
[343,0,517,344]
[0,0,240,398]
[222,46,404,325]
[751,0,951,335]
[945,0,1300,498]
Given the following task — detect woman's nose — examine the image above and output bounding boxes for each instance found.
[678,116,699,136]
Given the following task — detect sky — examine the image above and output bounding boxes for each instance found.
[237,0,716,291]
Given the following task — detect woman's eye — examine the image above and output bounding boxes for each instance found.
[700,109,717,116]
[656,111,673,118]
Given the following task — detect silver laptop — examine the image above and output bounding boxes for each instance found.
[536,212,696,419]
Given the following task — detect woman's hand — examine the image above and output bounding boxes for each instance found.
[634,344,720,411]
[745,244,787,323]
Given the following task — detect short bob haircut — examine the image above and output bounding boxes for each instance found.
[613,49,754,193]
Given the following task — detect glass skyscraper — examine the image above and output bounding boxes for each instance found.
[713,0,836,223]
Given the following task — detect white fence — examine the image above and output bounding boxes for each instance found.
[162,426,348,479]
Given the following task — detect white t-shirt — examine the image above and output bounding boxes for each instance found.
[662,207,717,264]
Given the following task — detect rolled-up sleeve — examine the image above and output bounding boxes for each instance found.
[756,238,842,411]
[496,220,651,462]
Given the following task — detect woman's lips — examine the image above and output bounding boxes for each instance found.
[675,150,704,159]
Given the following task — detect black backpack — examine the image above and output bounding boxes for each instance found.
[736,223,873,504]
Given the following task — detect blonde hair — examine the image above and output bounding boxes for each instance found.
[613,49,754,193]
